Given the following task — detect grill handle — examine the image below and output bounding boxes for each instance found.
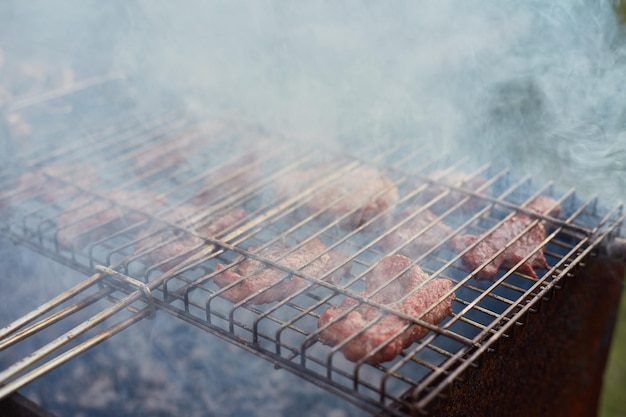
[0,268,152,401]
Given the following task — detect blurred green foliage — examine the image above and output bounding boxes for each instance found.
[600,289,626,417]
[616,0,626,24]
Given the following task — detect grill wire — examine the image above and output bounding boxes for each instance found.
[0,80,624,416]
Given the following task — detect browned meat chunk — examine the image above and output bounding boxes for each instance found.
[214,238,352,304]
[132,121,249,177]
[191,153,257,206]
[134,205,247,271]
[378,206,455,257]
[453,196,561,280]
[522,195,562,218]
[56,190,164,249]
[0,164,98,210]
[413,171,487,213]
[273,165,399,229]
[317,255,455,364]
[132,133,197,175]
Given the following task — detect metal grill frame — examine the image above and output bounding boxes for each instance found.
[0,80,624,416]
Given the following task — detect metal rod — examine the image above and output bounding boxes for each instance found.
[0,280,149,392]
[6,72,127,113]
[0,272,106,341]
[0,307,149,401]
[0,286,113,351]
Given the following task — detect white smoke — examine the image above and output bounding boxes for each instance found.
[4,1,625,201]
[105,0,625,199]
[2,2,625,416]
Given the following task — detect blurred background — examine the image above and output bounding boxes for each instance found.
[602,295,626,417]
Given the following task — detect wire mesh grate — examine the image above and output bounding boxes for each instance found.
[0,81,624,416]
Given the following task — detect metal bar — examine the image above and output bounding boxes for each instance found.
[5,72,127,113]
[436,188,577,344]
[0,272,106,341]
[0,257,173,401]
[302,171,528,362]
[0,306,149,401]
[0,286,114,351]
[152,299,400,417]
[413,207,625,410]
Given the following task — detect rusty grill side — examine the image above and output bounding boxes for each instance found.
[0,81,624,416]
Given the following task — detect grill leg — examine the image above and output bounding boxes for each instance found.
[0,392,57,417]
[423,254,624,417]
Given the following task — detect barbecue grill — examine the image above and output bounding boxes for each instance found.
[0,77,624,417]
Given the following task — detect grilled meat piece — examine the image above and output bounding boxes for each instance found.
[453,196,561,280]
[521,195,562,218]
[0,164,98,210]
[133,121,250,177]
[413,170,487,214]
[56,190,163,249]
[318,255,455,364]
[214,238,352,304]
[378,206,455,257]
[133,132,199,175]
[273,165,399,229]
[134,205,246,271]
[191,153,257,206]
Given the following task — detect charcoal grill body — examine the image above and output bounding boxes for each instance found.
[0,392,57,417]
[421,254,624,417]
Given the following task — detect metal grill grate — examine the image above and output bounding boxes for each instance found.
[0,81,624,416]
